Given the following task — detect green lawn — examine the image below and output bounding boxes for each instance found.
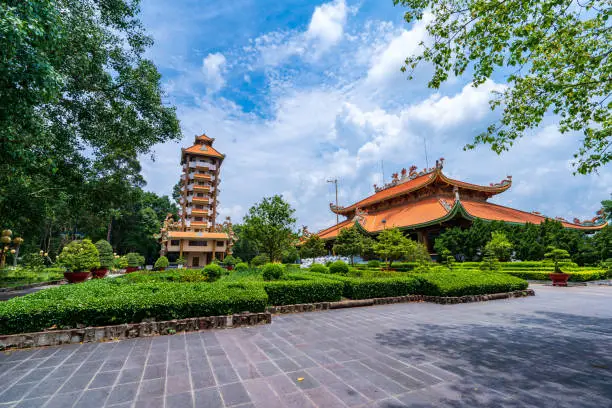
[0,267,64,289]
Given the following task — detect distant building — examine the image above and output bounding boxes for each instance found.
[316,159,607,254]
[159,134,235,267]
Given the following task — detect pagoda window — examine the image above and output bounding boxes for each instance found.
[194,217,203,221]
[170,240,179,246]
[189,241,207,246]
[216,241,225,247]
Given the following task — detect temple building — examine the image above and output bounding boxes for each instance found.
[158,134,236,267]
[316,159,607,254]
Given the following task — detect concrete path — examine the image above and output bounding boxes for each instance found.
[0,285,611,407]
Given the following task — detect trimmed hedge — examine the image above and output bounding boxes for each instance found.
[309,264,329,274]
[304,272,424,299]
[262,274,343,305]
[0,280,268,335]
[416,271,528,297]
[503,269,610,282]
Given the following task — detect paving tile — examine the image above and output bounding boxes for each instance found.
[267,373,300,395]
[191,368,216,389]
[254,361,280,377]
[13,396,48,408]
[74,387,112,408]
[166,391,194,408]
[0,382,34,403]
[24,377,66,399]
[274,357,300,373]
[44,391,80,408]
[167,360,189,377]
[90,371,119,389]
[304,386,348,408]
[101,359,126,372]
[117,367,144,384]
[213,365,239,385]
[242,378,283,407]
[165,375,191,395]
[106,382,139,405]
[143,364,166,380]
[138,378,165,398]
[279,392,317,408]
[220,382,252,406]
[135,396,164,408]
[194,387,224,408]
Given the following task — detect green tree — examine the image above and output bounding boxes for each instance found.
[94,240,114,270]
[243,195,296,262]
[231,224,259,262]
[282,247,300,264]
[299,236,327,259]
[332,227,363,265]
[544,247,572,272]
[484,231,513,262]
[374,228,414,268]
[602,196,612,221]
[395,0,611,174]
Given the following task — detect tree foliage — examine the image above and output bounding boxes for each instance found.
[58,239,100,272]
[484,231,513,262]
[243,196,296,262]
[300,235,327,259]
[395,0,611,173]
[333,227,364,265]
[374,227,421,267]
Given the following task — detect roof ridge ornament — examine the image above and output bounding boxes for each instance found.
[439,198,452,212]
[374,158,445,192]
[572,209,607,226]
[490,175,512,188]
[353,207,367,225]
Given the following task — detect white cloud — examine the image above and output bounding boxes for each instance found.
[306,0,348,48]
[202,53,227,93]
[366,13,432,85]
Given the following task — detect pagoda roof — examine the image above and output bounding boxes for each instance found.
[317,199,607,240]
[181,139,225,160]
[195,133,214,143]
[331,163,512,216]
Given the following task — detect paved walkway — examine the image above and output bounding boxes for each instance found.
[0,285,611,408]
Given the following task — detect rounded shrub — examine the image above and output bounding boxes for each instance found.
[235,262,249,272]
[95,240,114,269]
[251,254,270,267]
[154,256,169,270]
[223,255,241,267]
[58,239,100,272]
[367,260,381,268]
[203,263,224,282]
[262,263,285,281]
[309,263,329,274]
[126,252,141,267]
[329,260,349,275]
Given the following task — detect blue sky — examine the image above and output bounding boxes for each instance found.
[138,0,610,231]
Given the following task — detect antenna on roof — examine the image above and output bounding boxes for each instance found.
[327,178,339,226]
[423,134,429,169]
[380,160,385,185]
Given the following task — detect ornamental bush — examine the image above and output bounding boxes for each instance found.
[57,239,100,272]
[307,272,423,299]
[417,271,528,297]
[367,260,381,268]
[126,252,141,267]
[223,255,241,267]
[235,262,249,272]
[203,263,224,282]
[154,256,169,269]
[329,260,349,275]
[0,280,268,335]
[262,263,284,281]
[309,263,329,274]
[115,255,128,269]
[251,254,270,267]
[94,240,114,269]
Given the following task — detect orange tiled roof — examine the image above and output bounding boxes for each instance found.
[317,219,354,240]
[183,143,224,159]
[335,170,511,215]
[195,134,214,143]
[461,200,607,231]
[360,197,448,232]
[168,231,229,239]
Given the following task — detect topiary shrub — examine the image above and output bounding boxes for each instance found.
[95,240,114,270]
[329,260,349,275]
[235,262,249,272]
[262,263,285,281]
[58,239,100,272]
[154,256,169,270]
[126,253,141,268]
[223,255,241,267]
[203,263,224,282]
[251,254,270,267]
[115,255,128,269]
[367,260,381,268]
[309,263,329,274]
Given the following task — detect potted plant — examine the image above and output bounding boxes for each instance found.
[223,255,240,271]
[57,239,100,283]
[154,255,169,271]
[125,252,141,273]
[545,247,572,286]
[93,240,113,278]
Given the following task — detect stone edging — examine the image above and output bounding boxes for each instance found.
[0,312,271,350]
[0,280,64,293]
[266,289,535,314]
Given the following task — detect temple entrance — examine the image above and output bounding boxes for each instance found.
[192,257,200,267]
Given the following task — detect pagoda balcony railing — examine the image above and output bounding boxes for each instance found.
[194,173,212,181]
[191,209,209,216]
[187,161,216,170]
[193,185,210,192]
[192,197,210,204]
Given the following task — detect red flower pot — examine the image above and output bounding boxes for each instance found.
[158,267,166,271]
[125,266,139,273]
[92,268,108,279]
[550,273,570,287]
[64,271,91,283]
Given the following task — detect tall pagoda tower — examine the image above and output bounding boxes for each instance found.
[159,134,235,267]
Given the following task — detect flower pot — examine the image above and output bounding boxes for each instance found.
[64,271,91,283]
[158,267,166,271]
[227,265,234,271]
[92,268,108,279]
[125,266,139,273]
[549,272,570,287]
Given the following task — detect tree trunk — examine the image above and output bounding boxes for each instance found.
[107,218,112,242]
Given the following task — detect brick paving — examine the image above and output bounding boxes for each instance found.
[0,285,611,407]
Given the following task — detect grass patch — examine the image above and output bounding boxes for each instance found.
[0,267,65,288]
